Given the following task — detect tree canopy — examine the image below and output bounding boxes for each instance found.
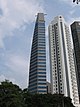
[0,80,75,107]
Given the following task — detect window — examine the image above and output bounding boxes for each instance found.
[61,91,62,93]
[55,77,57,80]
[60,75,61,78]
[61,87,62,89]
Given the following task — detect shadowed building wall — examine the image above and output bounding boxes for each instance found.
[71,22,80,101]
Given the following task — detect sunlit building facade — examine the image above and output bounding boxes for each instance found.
[48,16,80,107]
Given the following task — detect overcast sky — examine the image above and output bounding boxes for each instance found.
[0,0,80,89]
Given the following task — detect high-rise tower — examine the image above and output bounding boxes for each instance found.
[28,13,47,94]
[71,21,80,100]
[48,16,79,107]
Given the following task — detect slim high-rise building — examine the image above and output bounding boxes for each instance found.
[71,22,80,100]
[48,16,79,107]
[28,13,47,94]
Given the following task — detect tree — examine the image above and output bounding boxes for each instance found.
[0,80,24,107]
[0,80,75,107]
[23,93,75,107]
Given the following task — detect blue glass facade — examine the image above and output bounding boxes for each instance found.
[28,13,47,94]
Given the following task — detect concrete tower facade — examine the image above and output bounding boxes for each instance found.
[28,13,47,94]
[48,16,79,107]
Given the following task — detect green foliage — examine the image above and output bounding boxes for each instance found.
[23,93,75,107]
[0,80,24,107]
[0,80,75,107]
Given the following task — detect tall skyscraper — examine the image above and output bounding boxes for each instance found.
[71,21,80,99]
[48,16,80,107]
[28,13,47,94]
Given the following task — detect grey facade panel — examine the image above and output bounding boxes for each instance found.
[28,13,47,94]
